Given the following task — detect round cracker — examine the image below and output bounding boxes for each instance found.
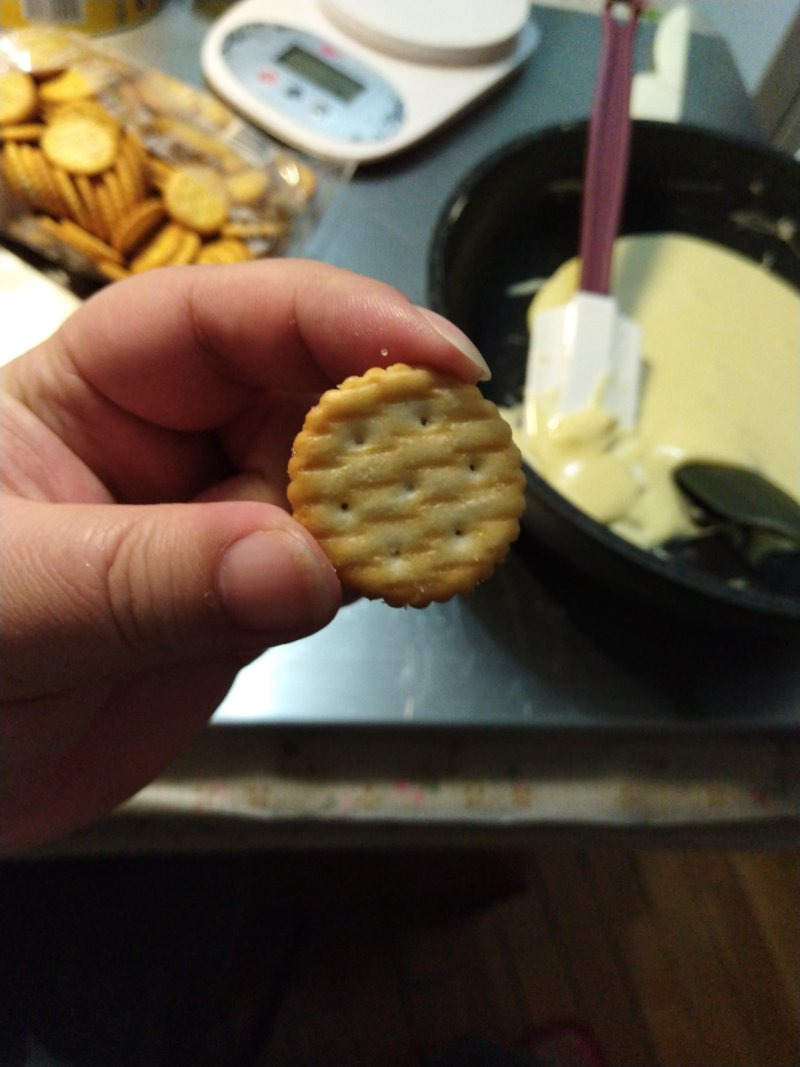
[16,144,63,215]
[273,154,317,206]
[168,228,202,266]
[73,173,108,240]
[113,151,141,209]
[52,167,93,229]
[110,197,166,255]
[118,134,148,200]
[38,68,95,104]
[93,181,120,242]
[42,58,117,99]
[41,114,119,176]
[96,259,132,282]
[52,218,123,265]
[4,27,82,78]
[129,221,188,272]
[225,167,270,205]
[163,165,229,236]
[0,70,38,125]
[287,363,526,608]
[195,237,253,265]
[1,142,36,205]
[30,147,70,214]
[221,217,286,240]
[0,123,45,142]
[99,168,127,223]
[36,217,121,273]
[150,115,243,172]
[135,70,200,119]
[42,99,121,132]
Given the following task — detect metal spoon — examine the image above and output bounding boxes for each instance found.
[675,462,800,548]
[672,462,800,595]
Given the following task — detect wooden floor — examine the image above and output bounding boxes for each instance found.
[1,847,796,1066]
[249,848,799,1067]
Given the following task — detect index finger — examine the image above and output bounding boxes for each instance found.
[36,259,490,432]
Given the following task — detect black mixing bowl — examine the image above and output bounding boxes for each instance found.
[428,120,800,634]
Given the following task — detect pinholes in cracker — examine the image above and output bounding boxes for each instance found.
[287,363,526,608]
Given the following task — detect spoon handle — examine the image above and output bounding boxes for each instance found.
[579,0,643,295]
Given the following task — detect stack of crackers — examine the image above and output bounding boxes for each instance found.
[0,27,327,281]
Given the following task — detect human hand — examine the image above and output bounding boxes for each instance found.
[0,259,489,852]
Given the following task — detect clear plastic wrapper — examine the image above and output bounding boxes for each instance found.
[0,26,353,282]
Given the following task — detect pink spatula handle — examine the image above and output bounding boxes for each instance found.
[579,0,643,295]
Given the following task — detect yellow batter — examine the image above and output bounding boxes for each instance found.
[504,232,800,549]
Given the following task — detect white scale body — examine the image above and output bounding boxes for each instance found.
[201,0,540,163]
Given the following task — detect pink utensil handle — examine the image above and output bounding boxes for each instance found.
[579,0,643,295]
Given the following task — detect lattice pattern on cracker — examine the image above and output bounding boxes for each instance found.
[288,363,526,608]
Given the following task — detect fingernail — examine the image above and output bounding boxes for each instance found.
[415,307,492,381]
[217,530,337,634]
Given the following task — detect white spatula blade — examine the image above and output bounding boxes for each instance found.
[601,311,642,429]
[525,292,642,428]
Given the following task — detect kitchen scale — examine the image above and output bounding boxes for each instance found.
[201,0,540,163]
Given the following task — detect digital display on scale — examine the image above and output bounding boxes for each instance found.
[278,44,365,102]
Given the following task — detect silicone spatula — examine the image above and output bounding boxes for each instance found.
[525,0,644,429]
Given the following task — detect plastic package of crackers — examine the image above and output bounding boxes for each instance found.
[0,26,353,282]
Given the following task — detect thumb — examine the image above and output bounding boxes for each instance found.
[3,497,340,699]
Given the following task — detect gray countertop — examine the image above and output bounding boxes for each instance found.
[103,1,800,733]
